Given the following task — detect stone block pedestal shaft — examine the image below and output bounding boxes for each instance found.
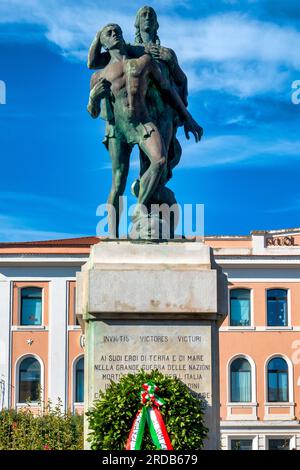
[77,240,227,449]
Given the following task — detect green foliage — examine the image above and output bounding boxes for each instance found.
[0,400,83,450]
[87,369,208,450]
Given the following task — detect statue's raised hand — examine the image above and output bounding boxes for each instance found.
[184,115,203,143]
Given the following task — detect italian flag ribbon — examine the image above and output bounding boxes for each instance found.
[126,382,173,450]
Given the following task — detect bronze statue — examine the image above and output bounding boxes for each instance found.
[87,24,202,237]
[87,15,203,239]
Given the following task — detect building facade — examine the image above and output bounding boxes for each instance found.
[207,228,300,450]
[0,237,97,414]
[1,229,300,449]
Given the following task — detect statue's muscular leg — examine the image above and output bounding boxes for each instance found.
[137,126,167,210]
[107,137,132,237]
[137,118,173,192]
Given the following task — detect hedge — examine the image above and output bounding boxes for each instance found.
[0,400,83,450]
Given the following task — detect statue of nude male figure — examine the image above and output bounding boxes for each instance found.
[87,24,203,237]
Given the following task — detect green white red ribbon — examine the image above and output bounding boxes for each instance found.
[126,382,173,450]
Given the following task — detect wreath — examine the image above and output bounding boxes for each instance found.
[86,369,208,450]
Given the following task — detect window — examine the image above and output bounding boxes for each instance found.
[267,289,287,326]
[268,438,290,450]
[231,439,253,450]
[267,357,288,402]
[230,289,251,326]
[230,358,252,402]
[75,357,84,403]
[18,357,41,403]
[21,287,42,325]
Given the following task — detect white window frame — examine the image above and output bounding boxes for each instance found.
[15,354,44,407]
[265,435,295,450]
[228,287,253,329]
[264,354,295,420]
[228,435,258,451]
[18,285,44,328]
[226,354,257,420]
[72,354,84,410]
[265,287,290,329]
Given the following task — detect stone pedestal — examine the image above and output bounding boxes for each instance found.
[76,240,227,450]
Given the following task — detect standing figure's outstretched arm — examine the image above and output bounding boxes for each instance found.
[148,57,203,142]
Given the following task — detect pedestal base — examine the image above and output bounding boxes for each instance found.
[77,240,227,450]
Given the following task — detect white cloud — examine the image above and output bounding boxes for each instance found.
[1,1,299,97]
[179,134,300,167]
[264,201,300,214]
[159,13,300,96]
[3,2,300,66]
[185,61,289,97]
[0,192,95,242]
[0,214,85,242]
[0,191,89,214]
[160,14,300,67]
[0,0,135,56]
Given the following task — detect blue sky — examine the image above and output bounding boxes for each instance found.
[0,0,300,240]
